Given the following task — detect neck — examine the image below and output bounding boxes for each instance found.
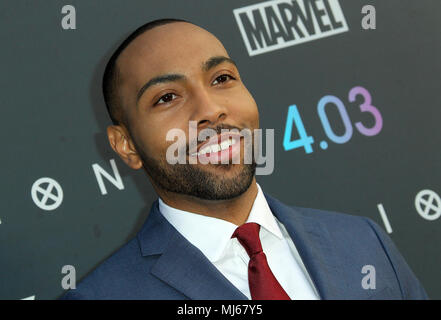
[154,177,259,226]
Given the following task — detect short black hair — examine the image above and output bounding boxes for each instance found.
[102,18,189,127]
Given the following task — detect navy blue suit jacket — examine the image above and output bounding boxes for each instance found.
[61,193,428,300]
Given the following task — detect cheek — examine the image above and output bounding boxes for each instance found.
[129,118,167,160]
[135,118,188,162]
[235,87,259,128]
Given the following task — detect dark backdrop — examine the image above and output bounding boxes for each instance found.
[0,0,439,299]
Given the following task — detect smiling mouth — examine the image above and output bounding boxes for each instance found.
[191,137,238,156]
[188,132,243,162]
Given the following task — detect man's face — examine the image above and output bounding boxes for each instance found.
[111,22,259,200]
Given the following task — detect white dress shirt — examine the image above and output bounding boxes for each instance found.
[158,183,321,300]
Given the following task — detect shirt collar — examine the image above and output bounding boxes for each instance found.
[158,183,283,262]
[245,183,284,240]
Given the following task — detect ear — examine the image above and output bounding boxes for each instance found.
[106,125,143,170]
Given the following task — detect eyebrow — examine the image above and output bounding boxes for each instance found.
[136,55,237,104]
[202,56,237,72]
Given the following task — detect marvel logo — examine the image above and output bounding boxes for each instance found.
[233,0,349,56]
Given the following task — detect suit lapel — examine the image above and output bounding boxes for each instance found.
[137,193,352,300]
[137,201,247,300]
[265,193,350,299]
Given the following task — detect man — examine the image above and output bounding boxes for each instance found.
[61,19,428,300]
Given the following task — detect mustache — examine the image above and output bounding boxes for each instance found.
[185,124,246,155]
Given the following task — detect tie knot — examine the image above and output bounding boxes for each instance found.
[231,222,263,257]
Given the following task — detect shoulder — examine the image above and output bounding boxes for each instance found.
[285,203,401,254]
[280,202,428,299]
[266,193,381,244]
[290,204,371,224]
[290,204,381,236]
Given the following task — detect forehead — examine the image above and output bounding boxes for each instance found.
[117,22,229,90]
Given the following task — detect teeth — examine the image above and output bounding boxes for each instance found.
[211,144,221,153]
[220,140,230,150]
[199,145,212,154]
[191,137,238,156]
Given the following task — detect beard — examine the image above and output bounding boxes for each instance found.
[134,137,257,201]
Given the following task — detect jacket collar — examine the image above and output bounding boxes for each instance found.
[264,193,349,299]
[137,200,247,300]
[137,194,348,299]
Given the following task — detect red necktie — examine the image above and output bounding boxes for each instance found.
[231,222,291,300]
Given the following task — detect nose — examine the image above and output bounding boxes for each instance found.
[190,86,228,129]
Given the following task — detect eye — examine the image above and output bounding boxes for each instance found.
[212,74,235,85]
[154,93,177,106]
